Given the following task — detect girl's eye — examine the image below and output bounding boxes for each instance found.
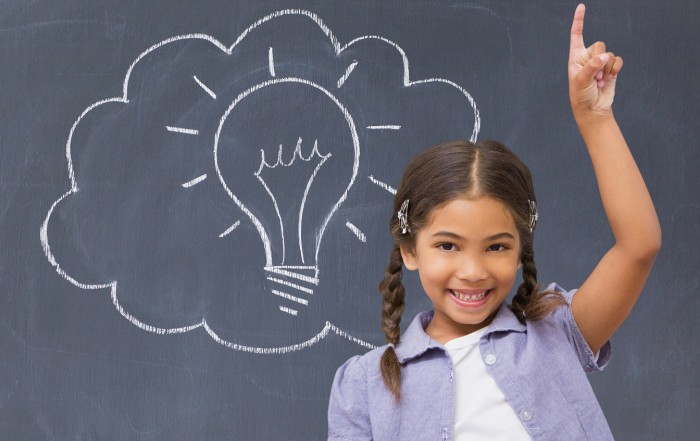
[487,244,508,252]
[438,243,457,251]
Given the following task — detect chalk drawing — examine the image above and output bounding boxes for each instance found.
[368,175,397,195]
[345,221,366,242]
[193,75,217,99]
[252,137,332,266]
[268,47,275,77]
[266,276,314,295]
[182,174,207,188]
[366,125,401,130]
[214,77,359,308]
[279,305,298,316]
[166,126,199,135]
[337,60,358,88]
[272,289,309,306]
[41,8,480,354]
[219,220,241,238]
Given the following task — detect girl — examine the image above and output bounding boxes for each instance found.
[328,4,661,441]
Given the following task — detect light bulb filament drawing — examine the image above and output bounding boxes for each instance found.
[254,137,331,267]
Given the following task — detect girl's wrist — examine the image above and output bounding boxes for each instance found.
[573,108,616,129]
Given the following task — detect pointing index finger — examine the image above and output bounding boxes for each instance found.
[570,4,586,55]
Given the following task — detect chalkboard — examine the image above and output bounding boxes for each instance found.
[1,0,698,439]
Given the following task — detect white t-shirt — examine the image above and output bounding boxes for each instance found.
[444,328,533,441]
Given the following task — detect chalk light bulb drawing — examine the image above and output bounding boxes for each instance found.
[214,77,359,317]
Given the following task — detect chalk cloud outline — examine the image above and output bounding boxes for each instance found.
[40,9,480,353]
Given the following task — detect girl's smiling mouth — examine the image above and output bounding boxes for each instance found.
[448,288,492,306]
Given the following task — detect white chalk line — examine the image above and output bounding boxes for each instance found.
[345,221,367,242]
[297,140,331,264]
[279,305,298,316]
[44,9,480,354]
[329,323,377,349]
[366,125,401,130]
[272,290,309,306]
[268,47,275,77]
[166,126,199,135]
[193,75,217,99]
[270,265,317,270]
[266,276,314,294]
[182,174,207,188]
[368,175,397,195]
[265,266,319,285]
[254,157,286,264]
[111,284,202,335]
[201,320,375,354]
[337,60,358,88]
[219,220,241,238]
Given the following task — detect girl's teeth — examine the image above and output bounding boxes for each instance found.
[451,290,487,301]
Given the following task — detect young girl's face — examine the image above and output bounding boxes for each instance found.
[400,196,521,344]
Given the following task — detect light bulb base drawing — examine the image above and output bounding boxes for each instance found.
[265,265,318,316]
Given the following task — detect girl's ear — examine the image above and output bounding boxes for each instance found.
[400,244,418,271]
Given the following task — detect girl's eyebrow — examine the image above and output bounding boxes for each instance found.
[432,231,516,241]
[485,232,516,241]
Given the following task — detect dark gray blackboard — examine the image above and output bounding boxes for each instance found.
[1,0,698,439]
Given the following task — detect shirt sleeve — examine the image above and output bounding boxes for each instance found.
[328,355,373,441]
[547,283,612,373]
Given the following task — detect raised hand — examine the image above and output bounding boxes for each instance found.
[568,4,623,117]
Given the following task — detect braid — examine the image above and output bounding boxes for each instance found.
[378,244,405,400]
[511,238,565,321]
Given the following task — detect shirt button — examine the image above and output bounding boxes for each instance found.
[520,409,533,421]
[484,354,497,365]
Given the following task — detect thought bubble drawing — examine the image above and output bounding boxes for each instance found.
[40,9,480,353]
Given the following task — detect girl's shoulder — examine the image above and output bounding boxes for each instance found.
[333,344,388,382]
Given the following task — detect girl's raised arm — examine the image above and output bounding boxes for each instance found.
[566,4,661,353]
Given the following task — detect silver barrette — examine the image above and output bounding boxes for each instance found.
[528,199,538,233]
[398,199,410,234]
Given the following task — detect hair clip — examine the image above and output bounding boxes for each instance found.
[398,199,410,234]
[528,199,538,233]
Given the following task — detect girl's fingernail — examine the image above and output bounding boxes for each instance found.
[599,54,610,63]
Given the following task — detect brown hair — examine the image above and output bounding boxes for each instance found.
[378,140,565,400]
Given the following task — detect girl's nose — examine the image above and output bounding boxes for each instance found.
[456,256,488,282]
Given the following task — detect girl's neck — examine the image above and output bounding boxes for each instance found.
[425,310,499,345]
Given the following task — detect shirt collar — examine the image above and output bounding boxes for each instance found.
[394,302,526,364]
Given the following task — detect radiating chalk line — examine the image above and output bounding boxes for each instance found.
[345,221,366,242]
[42,8,479,354]
[219,220,241,238]
[272,289,309,306]
[337,60,358,88]
[268,47,275,77]
[193,75,217,99]
[166,126,199,135]
[182,174,207,188]
[279,306,298,316]
[368,175,397,195]
[367,125,401,130]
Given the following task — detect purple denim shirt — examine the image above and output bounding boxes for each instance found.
[328,284,614,440]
